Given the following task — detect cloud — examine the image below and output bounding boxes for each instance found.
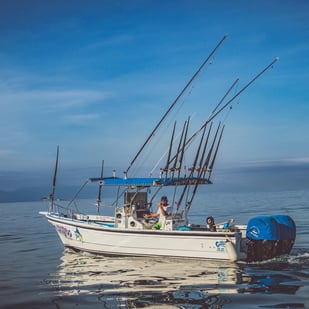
[0,88,106,111]
[0,65,107,108]
[0,149,14,156]
[0,76,109,169]
[0,85,108,133]
[64,113,101,125]
[244,157,309,167]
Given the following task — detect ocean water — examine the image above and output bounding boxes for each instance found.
[0,189,308,309]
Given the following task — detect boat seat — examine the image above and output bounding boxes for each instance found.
[135,209,150,219]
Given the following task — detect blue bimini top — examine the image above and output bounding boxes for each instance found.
[88,176,212,187]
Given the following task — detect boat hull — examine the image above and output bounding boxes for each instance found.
[46,214,242,261]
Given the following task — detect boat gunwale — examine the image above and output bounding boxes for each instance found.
[46,213,241,238]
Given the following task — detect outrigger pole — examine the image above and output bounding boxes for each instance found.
[152,77,239,178]
[207,57,279,123]
[167,57,279,166]
[210,78,239,117]
[96,160,104,214]
[125,35,228,175]
[50,145,59,212]
[163,121,177,179]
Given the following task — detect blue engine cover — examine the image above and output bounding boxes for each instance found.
[271,214,296,239]
[246,216,280,240]
[246,215,296,241]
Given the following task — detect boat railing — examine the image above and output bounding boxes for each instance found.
[50,201,88,220]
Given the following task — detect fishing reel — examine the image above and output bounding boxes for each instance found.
[206,216,217,231]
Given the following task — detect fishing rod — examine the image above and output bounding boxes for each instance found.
[183,122,221,213]
[168,119,190,211]
[201,122,222,178]
[170,120,187,178]
[186,124,224,213]
[207,57,279,124]
[163,121,177,179]
[125,35,228,176]
[210,78,239,116]
[178,116,190,178]
[197,121,213,173]
[177,123,209,209]
[166,77,239,168]
[167,57,279,166]
[150,119,187,177]
[207,125,225,179]
[189,124,208,176]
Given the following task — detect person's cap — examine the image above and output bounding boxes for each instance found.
[160,196,168,205]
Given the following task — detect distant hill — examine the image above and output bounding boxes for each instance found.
[1,163,309,203]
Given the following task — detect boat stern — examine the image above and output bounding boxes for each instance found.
[246,214,296,262]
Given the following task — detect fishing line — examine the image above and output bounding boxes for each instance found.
[66,180,89,210]
[134,80,198,178]
[125,35,228,175]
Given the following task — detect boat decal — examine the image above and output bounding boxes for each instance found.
[56,224,72,239]
[215,240,226,252]
[75,227,83,241]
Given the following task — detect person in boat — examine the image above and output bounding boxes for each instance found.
[144,196,172,229]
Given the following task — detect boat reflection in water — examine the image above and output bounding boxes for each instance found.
[46,250,301,308]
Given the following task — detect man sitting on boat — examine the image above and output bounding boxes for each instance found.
[144,196,172,229]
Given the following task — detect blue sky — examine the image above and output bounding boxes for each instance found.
[0,0,308,180]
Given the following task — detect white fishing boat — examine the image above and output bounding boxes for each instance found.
[41,36,296,262]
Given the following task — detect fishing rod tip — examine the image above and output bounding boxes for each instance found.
[275,56,280,61]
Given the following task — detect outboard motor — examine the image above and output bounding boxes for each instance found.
[246,215,296,262]
[272,215,296,255]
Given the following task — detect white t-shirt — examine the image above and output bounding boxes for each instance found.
[157,204,172,221]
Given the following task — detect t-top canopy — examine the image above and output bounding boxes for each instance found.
[88,177,212,187]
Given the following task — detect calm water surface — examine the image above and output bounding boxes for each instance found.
[0,189,308,308]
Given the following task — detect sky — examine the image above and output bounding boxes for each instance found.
[0,0,308,201]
